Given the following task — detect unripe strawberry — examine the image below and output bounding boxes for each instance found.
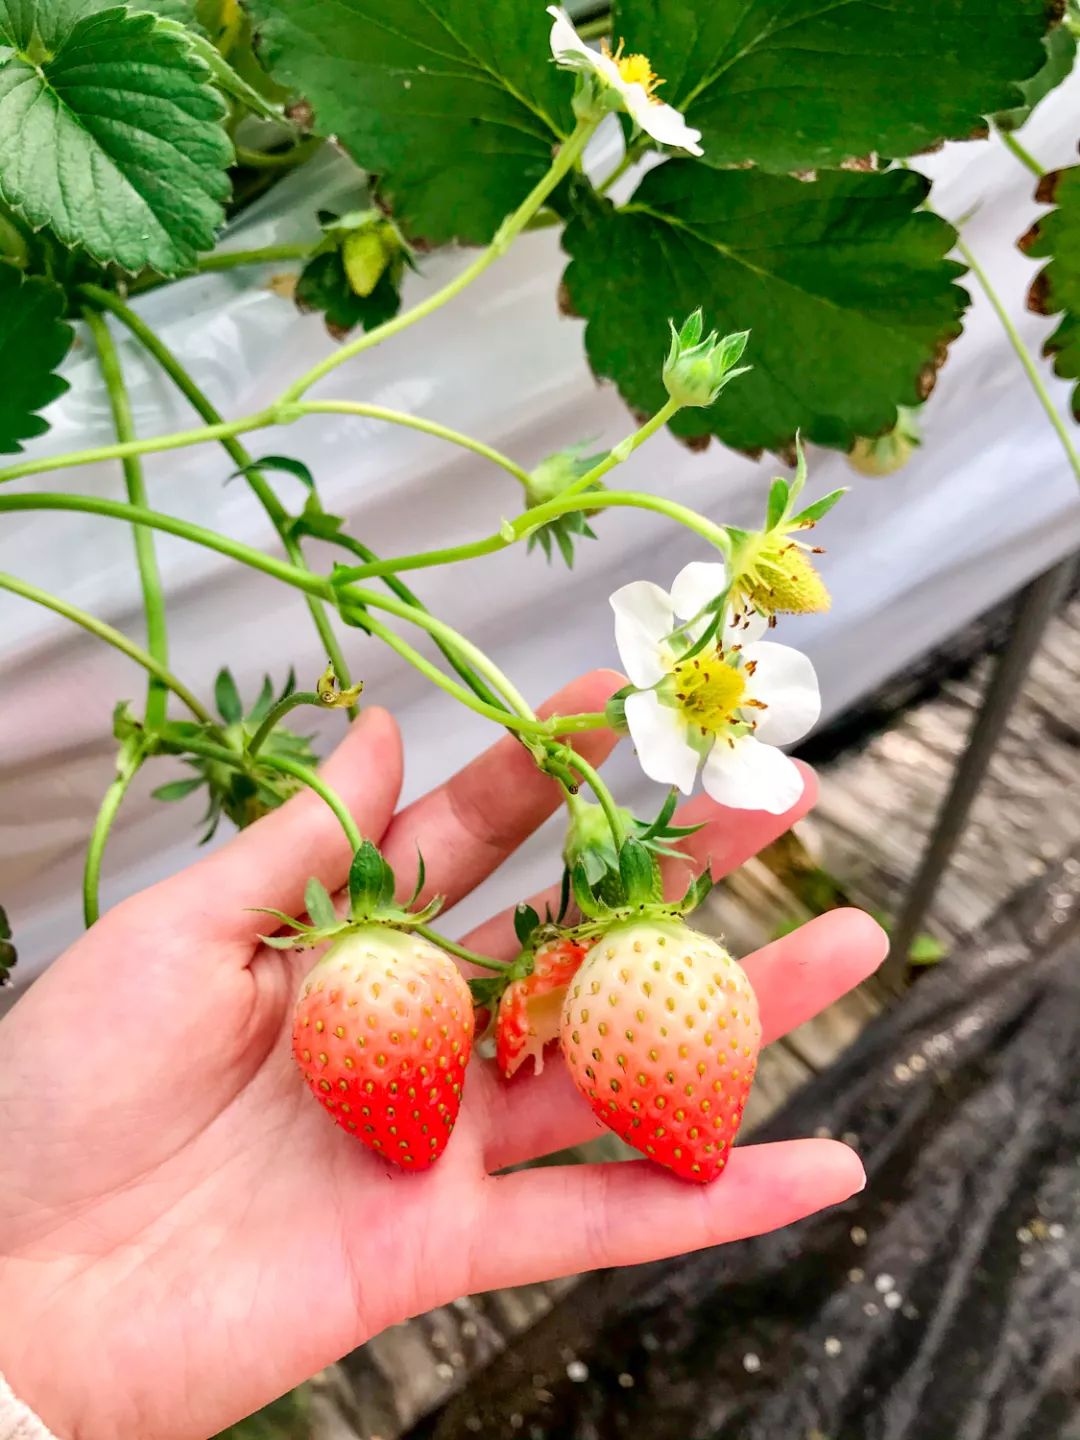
[293,926,473,1171]
[561,919,761,1182]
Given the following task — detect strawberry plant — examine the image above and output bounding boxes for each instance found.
[1,0,1079,1191]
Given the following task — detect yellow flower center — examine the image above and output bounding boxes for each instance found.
[603,39,662,99]
[670,653,747,733]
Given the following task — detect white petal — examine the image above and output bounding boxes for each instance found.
[547,6,598,71]
[742,641,821,746]
[726,606,769,644]
[670,560,728,620]
[702,736,804,814]
[625,691,700,795]
[609,580,673,687]
[626,92,704,156]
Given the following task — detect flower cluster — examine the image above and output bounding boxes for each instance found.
[611,562,821,815]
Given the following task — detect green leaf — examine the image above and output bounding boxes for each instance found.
[304,876,338,929]
[214,667,243,724]
[295,249,401,339]
[152,776,204,801]
[0,265,72,454]
[1022,165,1080,421]
[468,974,507,1008]
[0,3,231,273]
[614,0,1052,171]
[151,14,280,119]
[563,167,968,453]
[229,454,315,490]
[995,11,1077,131]
[247,0,574,245]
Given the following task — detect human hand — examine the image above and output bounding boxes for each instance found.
[0,672,885,1440]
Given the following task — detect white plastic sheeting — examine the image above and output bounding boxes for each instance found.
[3,82,1080,987]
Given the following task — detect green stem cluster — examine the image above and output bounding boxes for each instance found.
[8,117,729,928]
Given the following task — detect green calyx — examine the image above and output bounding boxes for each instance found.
[147,668,318,842]
[523,445,606,567]
[255,839,442,951]
[568,834,713,932]
[564,789,704,895]
[663,310,751,409]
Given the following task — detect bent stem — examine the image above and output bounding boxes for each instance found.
[957,236,1080,486]
[288,400,531,488]
[78,284,358,716]
[334,488,732,583]
[278,116,598,404]
[83,309,170,729]
[169,730,363,852]
[413,924,510,973]
[246,690,322,759]
[83,755,147,925]
[0,571,215,726]
[550,743,626,849]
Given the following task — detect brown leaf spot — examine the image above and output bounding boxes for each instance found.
[1027,271,1052,316]
[1036,170,1062,206]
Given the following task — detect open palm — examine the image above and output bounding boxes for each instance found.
[0,672,883,1440]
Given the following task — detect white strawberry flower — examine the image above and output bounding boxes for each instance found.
[611,561,820,814]
[547,6,704,157]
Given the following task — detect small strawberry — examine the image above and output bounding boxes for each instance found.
[561,918,761,1183]
[495,936,592,1079]
[293,926,472,1170]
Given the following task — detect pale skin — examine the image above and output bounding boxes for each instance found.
[0,671,886,1440]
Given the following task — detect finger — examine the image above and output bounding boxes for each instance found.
[156,707,404,938]
[480,907,887,1171]
[380,670,622,910]
[660,759,819,898]
[471,1139,864,1292]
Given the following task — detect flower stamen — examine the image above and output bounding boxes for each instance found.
[670,652,746,733]
[602,39,662,100]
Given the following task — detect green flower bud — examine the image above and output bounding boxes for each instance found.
[663,311,751,408]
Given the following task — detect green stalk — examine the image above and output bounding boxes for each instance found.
[0,490,552,736]
[561,397,683,500]
[77,284,358,715]
[83,308,170,729]
[0,572,215,725]
[319,528,506,711]
[197,241,314,269]
[957,236,1080,486]
[550,743,626,848]
[334,487,731,583]
[997,127,1044,179]
[0,412,273,486]
[413,924,510,973]
[231,140,322,173]
[278,117,598,404]
[246,690,322,759]
[288,400,531,488]
[83,757,146,926]
[352,609,545,734]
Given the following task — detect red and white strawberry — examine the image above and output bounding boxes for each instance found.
[560,918,761,1183]
[292,926,473,1171]
[495,936,592,1079]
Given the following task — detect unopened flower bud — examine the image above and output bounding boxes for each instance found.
[663,311,751,408]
